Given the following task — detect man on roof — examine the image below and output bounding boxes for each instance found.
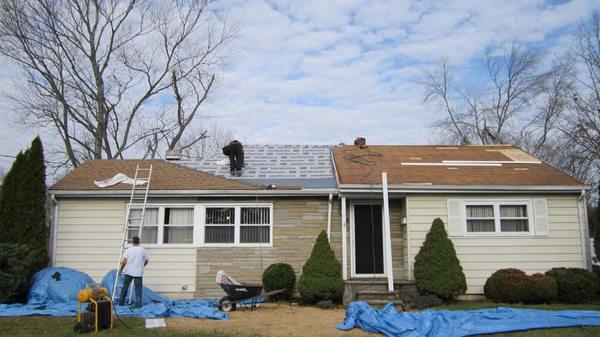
[222,139,244,177]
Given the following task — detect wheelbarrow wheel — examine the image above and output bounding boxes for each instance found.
[218,296,236,312]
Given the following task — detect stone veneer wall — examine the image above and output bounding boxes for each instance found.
[195,196,342,298]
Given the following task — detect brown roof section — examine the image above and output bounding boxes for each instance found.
[332,145,585,186]
[50,159,255,190]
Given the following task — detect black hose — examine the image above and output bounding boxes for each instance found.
[112,302,132,329]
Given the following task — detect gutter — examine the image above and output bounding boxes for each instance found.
[49,188,339,198]
[339,184,589,194]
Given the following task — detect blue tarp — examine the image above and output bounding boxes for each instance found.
[0,267,228,320]
[338,302,600,337]
[101,269,173,306]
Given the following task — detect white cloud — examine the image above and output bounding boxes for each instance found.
[1,0,598,161]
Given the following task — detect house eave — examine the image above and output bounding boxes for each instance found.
[339,184,589,195]
[48,188,339,198]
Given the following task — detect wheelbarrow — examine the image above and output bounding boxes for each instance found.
[215,271,286,312]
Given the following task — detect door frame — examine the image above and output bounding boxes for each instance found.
[349,201,387,278]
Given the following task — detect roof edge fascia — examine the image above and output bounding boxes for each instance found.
[339,184,589,194]
[49,188,339,198]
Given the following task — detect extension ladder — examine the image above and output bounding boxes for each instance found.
[111,164,153,304]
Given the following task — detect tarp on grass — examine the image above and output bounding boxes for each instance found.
[337,301,600,337]
[101,270,172,306]
[0,267,228,320]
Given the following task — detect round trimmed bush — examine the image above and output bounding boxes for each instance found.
[484,268,529,303]
[298,231,344,304]
[545,267,598,303]
[262,263,295,300]
[520,273,557,304]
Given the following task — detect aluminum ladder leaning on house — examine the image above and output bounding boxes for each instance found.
[111,164,153,304]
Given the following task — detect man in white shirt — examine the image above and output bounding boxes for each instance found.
[118,236,149,308]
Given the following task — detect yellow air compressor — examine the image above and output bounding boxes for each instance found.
[74,284,114,334]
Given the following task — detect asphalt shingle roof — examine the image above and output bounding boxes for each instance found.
[177,144,337,190]
[332,145,585,187]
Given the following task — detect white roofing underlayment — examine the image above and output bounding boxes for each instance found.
[176,145,337,190]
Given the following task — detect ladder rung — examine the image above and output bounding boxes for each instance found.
[137,168,152,171]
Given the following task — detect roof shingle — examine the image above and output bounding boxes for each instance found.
[332,145,584,186]
[49,159,255,190]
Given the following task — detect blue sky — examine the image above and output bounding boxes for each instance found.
[0,0,597,171]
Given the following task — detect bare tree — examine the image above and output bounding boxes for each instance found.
[567,10,600,182]
[422,44,590,182]
[424,45,553,146]
[181,124,232,159]
[0,0,238,168]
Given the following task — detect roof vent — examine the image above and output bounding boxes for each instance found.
[165,149,181,161]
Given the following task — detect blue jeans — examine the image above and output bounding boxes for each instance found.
[118,274,143,308]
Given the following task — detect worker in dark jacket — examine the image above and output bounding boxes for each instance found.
[222,140,244,176]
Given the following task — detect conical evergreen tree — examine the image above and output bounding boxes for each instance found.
[298,231,344,303]
[414,218,467,300]
[0,136,48,268]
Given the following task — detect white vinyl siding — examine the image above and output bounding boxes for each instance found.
[407,194,585,295]
[54,199,197,299]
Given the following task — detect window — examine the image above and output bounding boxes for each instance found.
[500,205,529,232]
[464,201,531,235]
[205,207,235,244]
[203,205,272,246]
[240,207,270,243]
[127,208,159,244]
[466,205,495,232]
[164,208,194,244]
[126,205,195,245]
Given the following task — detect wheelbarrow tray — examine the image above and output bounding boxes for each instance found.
[217,285,287,312]
[219,283,263,301]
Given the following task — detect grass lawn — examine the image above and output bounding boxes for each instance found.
[0,316,258,337]
[1,302,599,337]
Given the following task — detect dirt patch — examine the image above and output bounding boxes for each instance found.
[165,303,372,337]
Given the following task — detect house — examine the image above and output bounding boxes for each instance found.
[48,145,340,299]
[48,144,592,302]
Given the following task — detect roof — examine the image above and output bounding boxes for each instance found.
[49,159,255,191]
[177,145,337,190]
[332,145,585,187]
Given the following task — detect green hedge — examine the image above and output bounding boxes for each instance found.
[521,273,557,304]
[262,263,295,300]
[298,231,343,304]
[545,267,598,303]
[0,243,40,303]
[414,218,466,300]
[484,268,530,303]
[484,269,557,304]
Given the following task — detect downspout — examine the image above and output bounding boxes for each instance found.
[50,194,59,267]
[578,190,591,270]
[382,172,394,291]
[327,193,333,242]
[341,196,347,280]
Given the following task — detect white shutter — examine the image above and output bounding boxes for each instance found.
[447,199,464,237]
[533,199,549,236]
